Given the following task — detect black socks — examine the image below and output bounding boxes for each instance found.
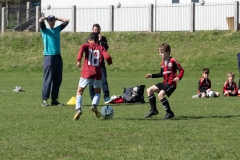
[160,97,172,113]
[149,95,172,113]
[148,94,157,110]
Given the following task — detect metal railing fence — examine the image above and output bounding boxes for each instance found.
[1,1,239,32]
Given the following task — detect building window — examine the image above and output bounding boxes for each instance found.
[192,0,199,2]
[172,0,179,3]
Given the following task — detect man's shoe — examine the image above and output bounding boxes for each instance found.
[192,94,200,98]
[104,97,114,104]
[104,97,111,102]
[42,100,49,106]
[51,100,64,106]
[163,111,174,120]
[144,109,159,118]
[91,106,101,118]
[73,110,82,120]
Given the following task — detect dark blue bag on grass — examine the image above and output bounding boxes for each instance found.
[122,85,145,103]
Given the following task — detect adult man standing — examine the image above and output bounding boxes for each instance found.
[39,15,69,106]
[88,24,111,102]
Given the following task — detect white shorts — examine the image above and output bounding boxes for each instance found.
[78,77,102,88]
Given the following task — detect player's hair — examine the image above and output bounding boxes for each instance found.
[159,43,171,54]
[88,32,99,42]
[227,72,235,79]
[202,68,209,74]
[92,23,101,29]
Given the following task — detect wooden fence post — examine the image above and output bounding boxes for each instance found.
[234,1,239,31]
[190,2,195,32]
[35,6,40,32]
[71,5,76,32]
[26,2,31,21]
[0,5,1,31]
[2,7,6,33]
[149,4,153,32]
[109,5,114,32]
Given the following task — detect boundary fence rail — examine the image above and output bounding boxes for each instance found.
[0,1,239,33]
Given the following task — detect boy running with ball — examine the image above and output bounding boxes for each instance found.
[73,33,112,120]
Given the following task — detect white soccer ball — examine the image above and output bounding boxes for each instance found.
[199,0,205,5]
[46,4,51,10]
[116,2,121,8]
[207,91,215,98]
[101,106,114,119]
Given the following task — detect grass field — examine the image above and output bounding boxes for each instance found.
[1,31,240,159]
[1,70,240,160]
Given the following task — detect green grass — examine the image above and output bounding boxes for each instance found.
[0,31,240,72]
[0,71,240,160]
[1,31,240,159]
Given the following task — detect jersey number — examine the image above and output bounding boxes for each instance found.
[88,49,100,66]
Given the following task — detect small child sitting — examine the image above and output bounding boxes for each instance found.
[223,72,238,96]
[192,68,220,98]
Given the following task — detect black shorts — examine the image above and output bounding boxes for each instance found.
[155,83,176,97]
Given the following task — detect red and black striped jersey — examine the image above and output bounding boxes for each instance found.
[223,81,238,93]
[152,57,184,86]
[198,77,211,93]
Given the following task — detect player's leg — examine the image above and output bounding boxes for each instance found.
[201,92,207,98]
[101,61,110,102]
[91,79,102,118]
[159,84,176,119]
[42,56,53,106]
[51,55,63,106]
[223,91,229,97]
[144,84,160,118]
[73,77,88,120]
[88,83,95,100]
[214,91,220,97]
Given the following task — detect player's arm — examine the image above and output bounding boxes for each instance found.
[209,79,211,90]
[145,68,163,78]
[223,82,227,93]
[77,45,85,68]
[173,60,184,81]
[233,82,238,93]
[198,78,207,93]
[231,82,238,94]
[39,17,47,30]
[102,48,112,65]
[58,17,70,30]
[100,36,109,50]
[39,16,47,22]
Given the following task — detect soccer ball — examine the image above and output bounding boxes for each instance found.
[46,4,51,10]
[116,2,121,8]
[199,0,205,5]
[101,106,114,119]
[207,91,215,98]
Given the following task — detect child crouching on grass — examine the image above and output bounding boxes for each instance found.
[192,68,220,98]
[223,72,238,97]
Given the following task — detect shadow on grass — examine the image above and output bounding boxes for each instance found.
[84,102,148,107]
[117,115,240,121]
[173,115,240,120]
